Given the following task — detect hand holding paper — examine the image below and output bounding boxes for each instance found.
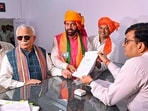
[72,51,98,79]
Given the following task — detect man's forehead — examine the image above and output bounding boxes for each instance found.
[17,28,32,34]
[65,21,76,24]
[99,24,109,28]
[126,30,135,38]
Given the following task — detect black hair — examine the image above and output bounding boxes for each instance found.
[125,23,148,47]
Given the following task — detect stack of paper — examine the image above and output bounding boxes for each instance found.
[0,100,31,111]
[73,51,98,78]
[0,99,40,111]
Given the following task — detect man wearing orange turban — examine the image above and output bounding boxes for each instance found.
[90,17,119,80]
[51,10,92,79]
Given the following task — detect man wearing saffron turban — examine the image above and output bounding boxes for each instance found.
[90,17,119,80]
[51,10,92,79]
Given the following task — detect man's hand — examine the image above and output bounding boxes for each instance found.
[95,60,101,68]
[67,64,76,73]
[98,52,110,65]
[81,75,93,84]
[25,79,41,85]
[62,69,72,79]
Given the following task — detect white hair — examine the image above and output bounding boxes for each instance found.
[16,24,36,36]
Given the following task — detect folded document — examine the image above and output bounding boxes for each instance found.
[73,51,98,78]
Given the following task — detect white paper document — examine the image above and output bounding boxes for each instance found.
[0,100,31,111]
[0,99,40,111]
[72,51,98,78]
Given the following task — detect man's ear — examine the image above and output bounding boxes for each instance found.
[137,42,145,53]
[33,36,36,40]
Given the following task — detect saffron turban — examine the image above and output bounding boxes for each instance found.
[98,17,120,34]
[64,10,83,30]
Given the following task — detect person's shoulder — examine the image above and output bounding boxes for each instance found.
[88,35,98,43]
[55,33,64,37]
[6,48,15,56]
[111,41,116,47]
[38,46,46,51]
[0,41,14,49]
[125,56,144,67]
[6,42,14,48]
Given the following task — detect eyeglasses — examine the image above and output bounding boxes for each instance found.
[124,38,138,45]
[17,36,31,41]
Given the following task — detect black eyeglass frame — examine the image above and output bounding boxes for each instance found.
[17,36,31,41]
[124,38,139,45]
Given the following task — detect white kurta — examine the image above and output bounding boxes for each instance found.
[89,35,116,72]
[90,52,148,111]
[0,41,14,70]
[0,52,62,89]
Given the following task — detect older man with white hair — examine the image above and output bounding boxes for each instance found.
[0,24,70,89]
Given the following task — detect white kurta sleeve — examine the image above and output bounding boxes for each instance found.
[0,55,24,89]
[51,38,68,69]
[46,53,63,76]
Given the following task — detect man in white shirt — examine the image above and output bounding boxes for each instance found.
[89,17,119,80]
[81,23,148,111]
[0,41,14,70]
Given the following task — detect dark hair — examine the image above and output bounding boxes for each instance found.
[125,23,148,47]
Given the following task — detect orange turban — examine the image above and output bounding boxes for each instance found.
[64,10,83,30]
[98,17,120,55]
[98,17,120,34]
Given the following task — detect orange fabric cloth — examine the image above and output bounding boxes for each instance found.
[64,10,83,31]
[16,45,47,82]
[104,37,112,54]
[98,17,120,54]
[60,81,69,100]
[98,17,119,34]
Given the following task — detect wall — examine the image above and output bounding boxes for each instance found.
[0,0,22,18]
[27,0,148,64]
[1,0,148,64]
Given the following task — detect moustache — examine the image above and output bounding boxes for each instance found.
[67,29,74,32]
[20,42,29,45]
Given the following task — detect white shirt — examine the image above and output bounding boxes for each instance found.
[90,52,148,111]
[0,52,62,89]
[0,41,14,70]
[90,35,116,71]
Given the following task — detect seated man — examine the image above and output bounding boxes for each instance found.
[90,17,119,80]
[0,41,14,70]
[81,22,148,111]
[51,10,92,79]
[0,24,69,89]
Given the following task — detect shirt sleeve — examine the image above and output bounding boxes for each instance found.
[90,60,141,106]
[51,38,68,69]
[97,42,116,72]
[108,62,121,79]
[0,55,24,89]
[46,52,63,76]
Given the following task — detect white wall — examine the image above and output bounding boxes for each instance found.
[1,0,148,64]
[26,0,148,64]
